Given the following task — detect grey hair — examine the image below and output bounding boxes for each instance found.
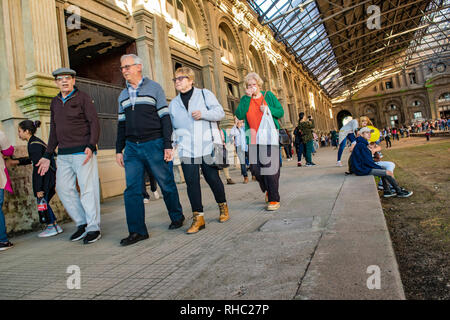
[120,54,143,65]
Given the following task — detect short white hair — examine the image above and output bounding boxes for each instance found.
[120,54,143,65]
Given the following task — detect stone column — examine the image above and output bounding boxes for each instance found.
[55,0,69,68]
[416,65,425,85]
[133,6,156,81]
[16,0,62,142]
[427,88,438,119]
[148,12,174,97]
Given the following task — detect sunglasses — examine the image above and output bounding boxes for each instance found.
[172,76,189,82]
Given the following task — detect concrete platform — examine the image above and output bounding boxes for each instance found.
[0,146,405,300]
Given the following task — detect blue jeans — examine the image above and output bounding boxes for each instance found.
[0,189,8,242]
[124,138,183,235]
[337,137,347,161]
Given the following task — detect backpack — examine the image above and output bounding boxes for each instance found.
[279,129,290,145]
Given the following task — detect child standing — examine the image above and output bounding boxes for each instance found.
[10,120,63,237]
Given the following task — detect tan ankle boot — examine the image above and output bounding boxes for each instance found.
[186,212,205,234]
[218,202,230,223]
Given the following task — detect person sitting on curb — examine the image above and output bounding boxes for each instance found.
[351,127,413,198]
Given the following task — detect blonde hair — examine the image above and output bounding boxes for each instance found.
[175,67,195,82]
[359,116,373,127]
[244,72,264,88]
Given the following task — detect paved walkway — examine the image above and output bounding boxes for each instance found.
[0,146,404,300]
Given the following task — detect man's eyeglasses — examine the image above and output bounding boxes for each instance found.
[55,75,72,81]
[172,76,189,82]
[120,63,138,71]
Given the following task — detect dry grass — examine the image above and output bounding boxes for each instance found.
[379,137,450,299]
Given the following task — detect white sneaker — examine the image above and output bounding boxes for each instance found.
[153,191,160,200]
[336,161,343,167]
[38,224,63,238]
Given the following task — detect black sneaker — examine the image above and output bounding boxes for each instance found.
[396,189,413,198]
[70,224,87,242]
[83,231,101,244]
[0,241,14,251]
[383,190,397,198]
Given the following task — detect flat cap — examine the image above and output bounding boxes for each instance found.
[52,67,76,77]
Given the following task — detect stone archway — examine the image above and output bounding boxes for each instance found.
[337,110,353,129]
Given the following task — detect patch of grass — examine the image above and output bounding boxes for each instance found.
[380,139,450,299]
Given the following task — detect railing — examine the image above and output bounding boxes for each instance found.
[75,77,123,150]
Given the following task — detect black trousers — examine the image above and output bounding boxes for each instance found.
[142,164,157,199]
[385,137,391,148]
[181,157,226,213]
[249,144,281,202]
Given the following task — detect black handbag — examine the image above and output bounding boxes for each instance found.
[201,89,229,169]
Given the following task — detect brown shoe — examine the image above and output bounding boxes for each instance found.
[226,179,235,185]
[186,212,205,234]
[243,177,249,184]
[218,202,230,222]
[252,176,257,181]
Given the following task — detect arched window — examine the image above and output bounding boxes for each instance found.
[166,0,197,45]
[218,27,235,65]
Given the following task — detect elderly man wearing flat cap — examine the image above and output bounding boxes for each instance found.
[36,68,102,244]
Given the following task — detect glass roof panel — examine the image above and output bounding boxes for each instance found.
[247,0,343,96]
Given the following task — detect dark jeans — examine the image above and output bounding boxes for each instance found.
[142,166,157,199]
[0,189,7,242]
[337,137,347,161]
[283,144,292,159]
[180,157,226,213]
[235,147,248,177]
[123,138,183,235]
[249,144,281,202]
[385,137,391,148]
[296,143,306,162]
[369,169,401,193]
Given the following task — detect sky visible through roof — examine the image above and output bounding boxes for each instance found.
[248,0,342,95]
[248,0,449,101]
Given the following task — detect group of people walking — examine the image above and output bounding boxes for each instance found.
[0,54,288,251]
[1,53,415,252]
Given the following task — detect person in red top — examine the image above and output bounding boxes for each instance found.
[235,73,284,211]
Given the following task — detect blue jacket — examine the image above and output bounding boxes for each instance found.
[351,136,382,175]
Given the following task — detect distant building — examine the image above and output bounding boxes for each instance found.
[332,59,450,129]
